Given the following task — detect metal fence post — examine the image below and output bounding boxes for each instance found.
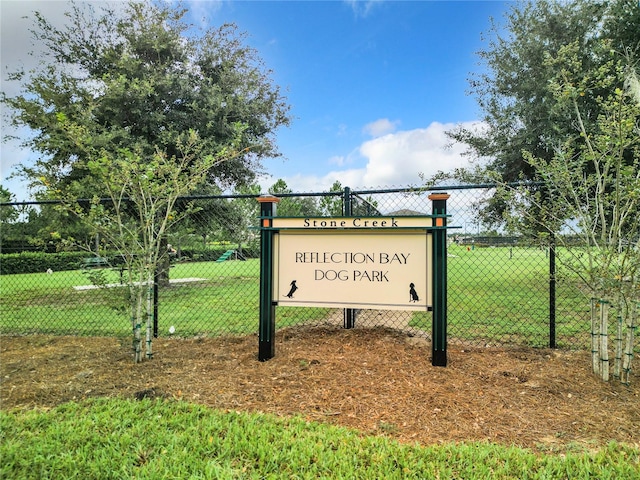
[153,268,159,338]
[549,233,556,348]
[258,195,279,361]
[343,186,356,329]
[430,193,449,367]
[343,186,351,218]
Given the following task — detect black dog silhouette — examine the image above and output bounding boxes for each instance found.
[286,280,298,298]
[409,283,419,302]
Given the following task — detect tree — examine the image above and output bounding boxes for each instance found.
[175,184,234,250]
[76,131,243,362]
[351,193,380,216]
[0,186,18,224]
[3,1,291,198]
[1,1,291,362]
[433,0,639,382]
[447,0,639,226]
[319,181,345,216]
[498,42,639,383]
[0,186,20,253]
[0,186,78,253]
[176,182,260,253]
[268,179,320,217]
[228,182,262,250]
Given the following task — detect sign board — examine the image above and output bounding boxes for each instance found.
[271,217,433,311]
[258,194,450,366]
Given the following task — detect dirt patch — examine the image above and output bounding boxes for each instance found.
[1,326,639,451]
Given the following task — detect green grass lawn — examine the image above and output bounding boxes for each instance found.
[1,248,591,346]
[1,253,636,478]
[0,259,330,337]
[1,398,637,479]
[411,244,591,348]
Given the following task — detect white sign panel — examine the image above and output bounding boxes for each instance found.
[274,230,432,310]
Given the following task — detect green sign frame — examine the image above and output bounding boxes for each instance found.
[258,193,450,366]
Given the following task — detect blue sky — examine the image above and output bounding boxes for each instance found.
[1,1,510,200]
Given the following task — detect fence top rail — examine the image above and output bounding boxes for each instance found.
[0,182,543,207]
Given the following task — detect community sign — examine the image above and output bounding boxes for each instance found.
[271,217,433,311]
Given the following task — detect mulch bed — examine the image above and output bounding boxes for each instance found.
[1,326,639,451]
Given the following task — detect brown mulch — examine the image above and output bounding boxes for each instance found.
[1,326,639,451]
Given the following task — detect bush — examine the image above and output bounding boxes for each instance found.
[0,252,90,275]
[0,246,261,275]
[178,245,260,262]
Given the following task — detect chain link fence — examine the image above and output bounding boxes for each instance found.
[0,185,596,349]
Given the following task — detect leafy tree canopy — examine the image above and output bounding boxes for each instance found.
[0,186,18,223]
[319,180,344,216]
[444,0,639,225]
[3,1,291,198]
[268,179,321,217]
[451,0,638,176]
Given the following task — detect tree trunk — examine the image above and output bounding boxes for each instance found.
[599,300,610,382]
[157,237,171,288]
[132,284,143,363]
[591,298,599,375]
[614,312,623,379]
[622,302,637,384]
[146,277,153,360]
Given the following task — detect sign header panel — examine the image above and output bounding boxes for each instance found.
[271,216,434,230]
[275,231,432,311]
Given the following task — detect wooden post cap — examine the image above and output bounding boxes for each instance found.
[257,195,280,203]
[428,193,450,201]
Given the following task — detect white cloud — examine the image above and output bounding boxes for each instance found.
[336,123,348,136]
[1,1,73,198]
[358,121,475,186]
[1,1,127,94]
[282,121,482,192]
[343,0,384,18]
[180,0,226,30]
[328,155,346,166]
[1,1,127,200]
[362,118,399,138]
[1,127,35,201]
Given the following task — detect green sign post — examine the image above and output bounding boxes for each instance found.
[257,193,451,366]
[257,195,279,361]
[429,193,449,367]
